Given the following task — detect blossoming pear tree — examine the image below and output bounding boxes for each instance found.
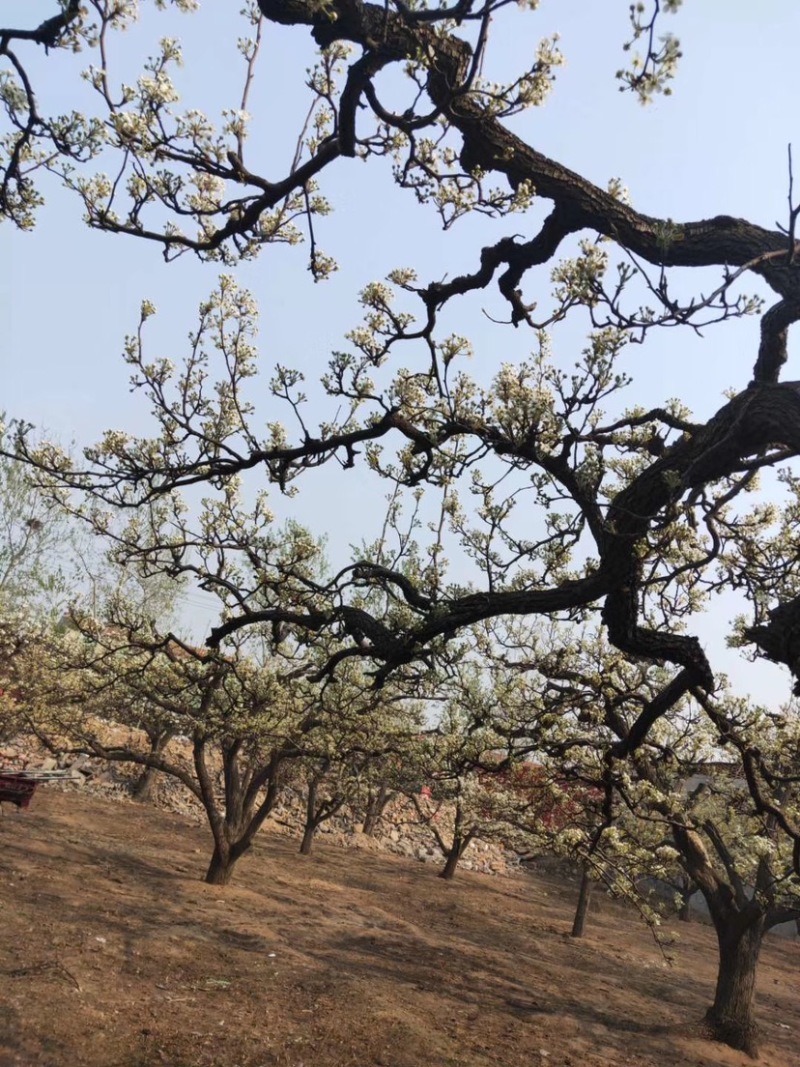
[6,4,800,1054]
[22,601,322,885]
[492,624,800,1058]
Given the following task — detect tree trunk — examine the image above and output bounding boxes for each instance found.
[362,808,378,836]
[299,774,321,855]
[439,829,475,880]
[299,822,317,855]
[132,730,173,801]
[705,921,764,1058]
[132,763,159,802]
[203,829,252,885]
[440,844,461,880]
[571,864,593,938]
[363,782,389,836]
[204,841,239,886]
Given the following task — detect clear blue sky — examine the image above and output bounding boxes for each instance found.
[4,1,800,701]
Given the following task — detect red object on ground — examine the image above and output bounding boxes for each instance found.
[0,773,38,809]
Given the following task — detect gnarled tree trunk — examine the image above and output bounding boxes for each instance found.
[672,823,767,1059]
[131,763,159,802]
[197,741,287,886]
[204,838,247,886]
[705,919,764,1058]
[362,782,391,836]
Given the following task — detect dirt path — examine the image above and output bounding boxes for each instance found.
[1,791,797,1067]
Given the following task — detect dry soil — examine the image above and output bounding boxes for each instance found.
[1,790,798,1067]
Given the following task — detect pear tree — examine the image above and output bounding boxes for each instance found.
[23,606,312,885]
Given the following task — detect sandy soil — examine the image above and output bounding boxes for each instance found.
[0,790,797,1067]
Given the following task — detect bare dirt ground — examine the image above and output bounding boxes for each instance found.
[1,791,797,1067]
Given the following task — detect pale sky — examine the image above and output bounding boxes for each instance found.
[4,1,800,702]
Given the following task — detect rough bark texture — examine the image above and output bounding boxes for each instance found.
[705,921,764,1058]
[746,595,800,695]
[672,824,768,1058]
[204,842,239,886]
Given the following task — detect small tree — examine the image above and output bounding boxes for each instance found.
[402,664,510,880]
[293,659,424,854]
[360,779,395,836]
[24,612,312,885]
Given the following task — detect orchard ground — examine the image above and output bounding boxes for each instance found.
[1,792,798,1067]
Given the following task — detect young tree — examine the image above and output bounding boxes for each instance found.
[360,778,395,837]
[404,709,498,880]
[291,664,424,855]
[401,625,599,881]
[23,610,313,886]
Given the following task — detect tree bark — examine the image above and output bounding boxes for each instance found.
[299,771,321,855]
[440,843,462,880]
[131,729,173,801]
[299,822,316,855]
[204,841,239,886]
[705,920,764,1059]
[571,864,593,938]
[671,824,767,1058]
[439,827,475,880]
[131,763,159,802]
[362,782,390,836]
[203,823,253,886]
